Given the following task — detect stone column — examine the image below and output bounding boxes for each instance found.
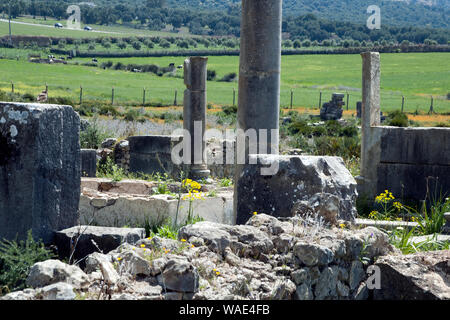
[183,57,210,180]
[234,0,282,224]
[0,102,81,243]
[357,52,381,197]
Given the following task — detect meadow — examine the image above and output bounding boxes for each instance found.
[0,52,448,115]
[0,18,187,39]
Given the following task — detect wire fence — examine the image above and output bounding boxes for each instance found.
[3,80,449,115]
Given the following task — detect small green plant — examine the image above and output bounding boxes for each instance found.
[97,157,125,182]
[0,231,56,294]
[387,110,409,127]
[152,172,175,195]
[413,195,449,235]
[219,178,233,187]
[80,117,113,149]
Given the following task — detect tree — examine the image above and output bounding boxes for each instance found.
[293,39,301,48]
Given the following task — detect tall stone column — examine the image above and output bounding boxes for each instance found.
[357,52,381,197]
[183,56,210,180]
[234,0,282,224]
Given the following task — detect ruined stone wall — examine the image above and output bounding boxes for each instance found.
[363,126,450,200]
[357,52,450,200]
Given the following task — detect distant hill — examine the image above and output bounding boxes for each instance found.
[163,0,449,29]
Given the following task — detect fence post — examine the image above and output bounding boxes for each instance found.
[428,96,435,115]
[319,91,322,109]
[79,86,83,105]
[290,89,293,109]
[111,87,115,105]
[174,89,178,106]
[143,88,146,105]
[11,81,14,93]
[233,88,236,106]
[401,96,405,113]
[346,92,349,111]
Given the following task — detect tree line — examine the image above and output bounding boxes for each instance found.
[0,0,448,44]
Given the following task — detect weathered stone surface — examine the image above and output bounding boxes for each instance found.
[349,260,365,291]
[183,57,210,180]
[294,243,334,267]
[320,93,344,121]
[26,260,89,289]
[38,282,76,300]
[0,102,81,243]
[128,135,182,177]
[119,250,152,276]
[235,155,357,224]
[377,162,450,202]
[159,259,199,293]
[5,215,403,301]
[84,252,120,285]
[79,188,234,227]
[178,221,273,256]
[374,250,450,300]
[81,149,97,177]
[101,138,117,149]
[315,267,338,299]
[54,226,145,263]
[379,127,450,166]
[0,289,37,300]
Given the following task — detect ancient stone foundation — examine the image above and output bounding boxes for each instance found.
[128,135,183,178]
[0,102,81,243]
[357,52,450,200]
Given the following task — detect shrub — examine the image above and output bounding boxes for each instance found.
[159,39,171,48]
[132,41,142,50]
[219,72,237,82]
[116,41,127,49]
[207,70,217,81]
[387,110,409,127]
[80,117,113,149]
[0,231,56,294]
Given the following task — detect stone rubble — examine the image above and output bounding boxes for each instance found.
[2,214,411,301]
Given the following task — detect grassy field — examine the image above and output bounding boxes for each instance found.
[0,18,188,38]
[0,52,448,115]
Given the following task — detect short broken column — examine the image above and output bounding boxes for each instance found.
[234,0,282,224]
[81,149,97,177]
[183,56,210,180]
[357,52,381,198]
[0,102,81,243]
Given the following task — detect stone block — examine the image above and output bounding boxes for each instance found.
[379,127,450,166]
[377,163,450,200]
[54,226,145,263]
[235,155,357,224]
[128,135,182,177]
[0,102,80,243]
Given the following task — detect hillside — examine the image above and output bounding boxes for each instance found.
[162,0,449,29]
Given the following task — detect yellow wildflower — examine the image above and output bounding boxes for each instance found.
[181,239,187,242]
[140,244,146,248]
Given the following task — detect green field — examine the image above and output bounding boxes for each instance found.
[0,18,188,39]
[0,52,449,113]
